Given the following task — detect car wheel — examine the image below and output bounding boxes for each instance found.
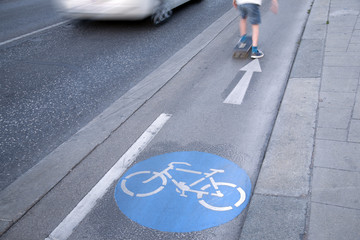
[151,4,172,25]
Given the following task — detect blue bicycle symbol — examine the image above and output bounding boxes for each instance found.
[121,162,246,211]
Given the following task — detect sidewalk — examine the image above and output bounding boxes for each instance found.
[240,0,360,239]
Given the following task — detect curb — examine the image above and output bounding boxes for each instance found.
[239,0,330,239]
[0,8,238,236]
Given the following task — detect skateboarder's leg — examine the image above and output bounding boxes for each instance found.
[237,18,248,44]
[251,24,264,58]
[252,24,259,48]
[240,18,247,38]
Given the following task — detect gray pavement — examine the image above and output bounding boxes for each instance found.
[241,0,360,239]
[1,0,359,239]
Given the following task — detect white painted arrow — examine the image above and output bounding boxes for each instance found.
[224,59,262,105]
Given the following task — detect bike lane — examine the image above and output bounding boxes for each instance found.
[60,0,309,237]
[0,0,310,239]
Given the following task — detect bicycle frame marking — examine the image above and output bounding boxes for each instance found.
[121,162,246,211]
[114,151,252,232]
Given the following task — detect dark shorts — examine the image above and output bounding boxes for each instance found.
[238,3,261,25]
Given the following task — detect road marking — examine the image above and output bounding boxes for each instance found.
[0,20,70,47]
[0,9,239,235]
[224,59,262,105]
[45,113,172,240]
[114,152,252,232]
[176,168,202,174]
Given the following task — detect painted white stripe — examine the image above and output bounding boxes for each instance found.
[198,200,232,212]
[136,186,164,197]
[190,177,205,187]
[235,187,246,207]
[224,70,254,105]
[175,168,202,175]
[121,180,134,197]
[224,59,262,105]
[0,20,70,47]
[45,113,172,240]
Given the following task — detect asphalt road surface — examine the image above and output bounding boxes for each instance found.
[0,0,232,191]
[0,0,312,239]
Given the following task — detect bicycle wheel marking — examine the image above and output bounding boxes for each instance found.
[198,200,233,211]
[114,151,252,232]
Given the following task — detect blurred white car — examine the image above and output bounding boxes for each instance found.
[53,0,201,24]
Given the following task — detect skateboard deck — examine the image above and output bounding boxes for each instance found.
[233,36,252,58]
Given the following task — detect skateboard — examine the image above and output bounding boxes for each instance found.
[233,36,252,58]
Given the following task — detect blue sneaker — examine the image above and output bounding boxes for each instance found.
[251,49,264,59]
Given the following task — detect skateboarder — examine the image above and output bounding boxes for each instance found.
[233,0,278,59]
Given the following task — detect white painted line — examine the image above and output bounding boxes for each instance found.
[45,113,172,240]
[224,59,262,105]
[0,20,70,47]
[0,10,239,234]
[175,168,202,174]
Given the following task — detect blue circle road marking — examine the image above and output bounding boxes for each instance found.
[114,151,251,232]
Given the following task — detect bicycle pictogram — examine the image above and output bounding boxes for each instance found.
[121,161,246,211]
